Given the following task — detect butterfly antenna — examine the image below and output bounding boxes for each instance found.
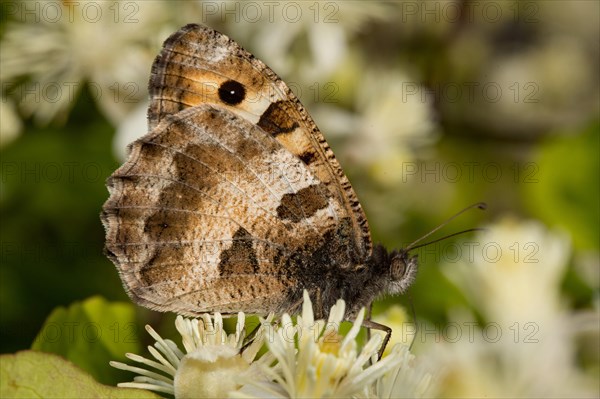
[404,202,487,252]
[407,227,486,251]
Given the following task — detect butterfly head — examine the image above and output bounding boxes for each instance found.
[387,249,418,295]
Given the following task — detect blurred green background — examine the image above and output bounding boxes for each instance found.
[1,0,598,390]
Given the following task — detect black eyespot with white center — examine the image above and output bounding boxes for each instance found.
[218,80,246,105]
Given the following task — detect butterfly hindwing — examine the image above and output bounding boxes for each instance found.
[104,104,359,315]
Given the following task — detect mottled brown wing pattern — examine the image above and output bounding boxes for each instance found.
[104,105,356,315]
[102,24,374,316]
[147,24,372,258]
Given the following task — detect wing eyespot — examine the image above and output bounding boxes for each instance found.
[218,80,246,105]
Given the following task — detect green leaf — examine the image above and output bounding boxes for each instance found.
[0,350,161,398]
[524,122,600,250]
[31,296,143,385]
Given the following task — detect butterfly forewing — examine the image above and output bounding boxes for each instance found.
[148,24,372,259]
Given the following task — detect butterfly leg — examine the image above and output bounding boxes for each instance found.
[241,321,262,353]
[241,313,280,354]
[365,303,374,365]
[361,319,392,361]
[365,303,373,343]
[313,288,324,320]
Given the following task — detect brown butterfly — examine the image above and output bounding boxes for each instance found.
[102,24,422,354]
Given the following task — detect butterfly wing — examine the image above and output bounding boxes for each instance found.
[148,24,372,259]
[104,105,358,315]
[102,24,372,316]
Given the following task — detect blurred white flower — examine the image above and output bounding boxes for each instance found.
[313,65,438,235]
[113,101,148,161]
[217,1,392,82]
[447,217,570,323]
[352,70,437,186]
[370,345,436,399]
[480,37,598,136]
[0,0,186,125]
[431,217,600,397]
[0,96,22,147]
[315,66,438,187]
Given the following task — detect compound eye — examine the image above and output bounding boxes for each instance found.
[390,256,407,280]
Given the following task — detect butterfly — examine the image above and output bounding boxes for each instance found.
[101,24,418,352]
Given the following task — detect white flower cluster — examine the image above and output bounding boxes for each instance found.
[112,291,433,398]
